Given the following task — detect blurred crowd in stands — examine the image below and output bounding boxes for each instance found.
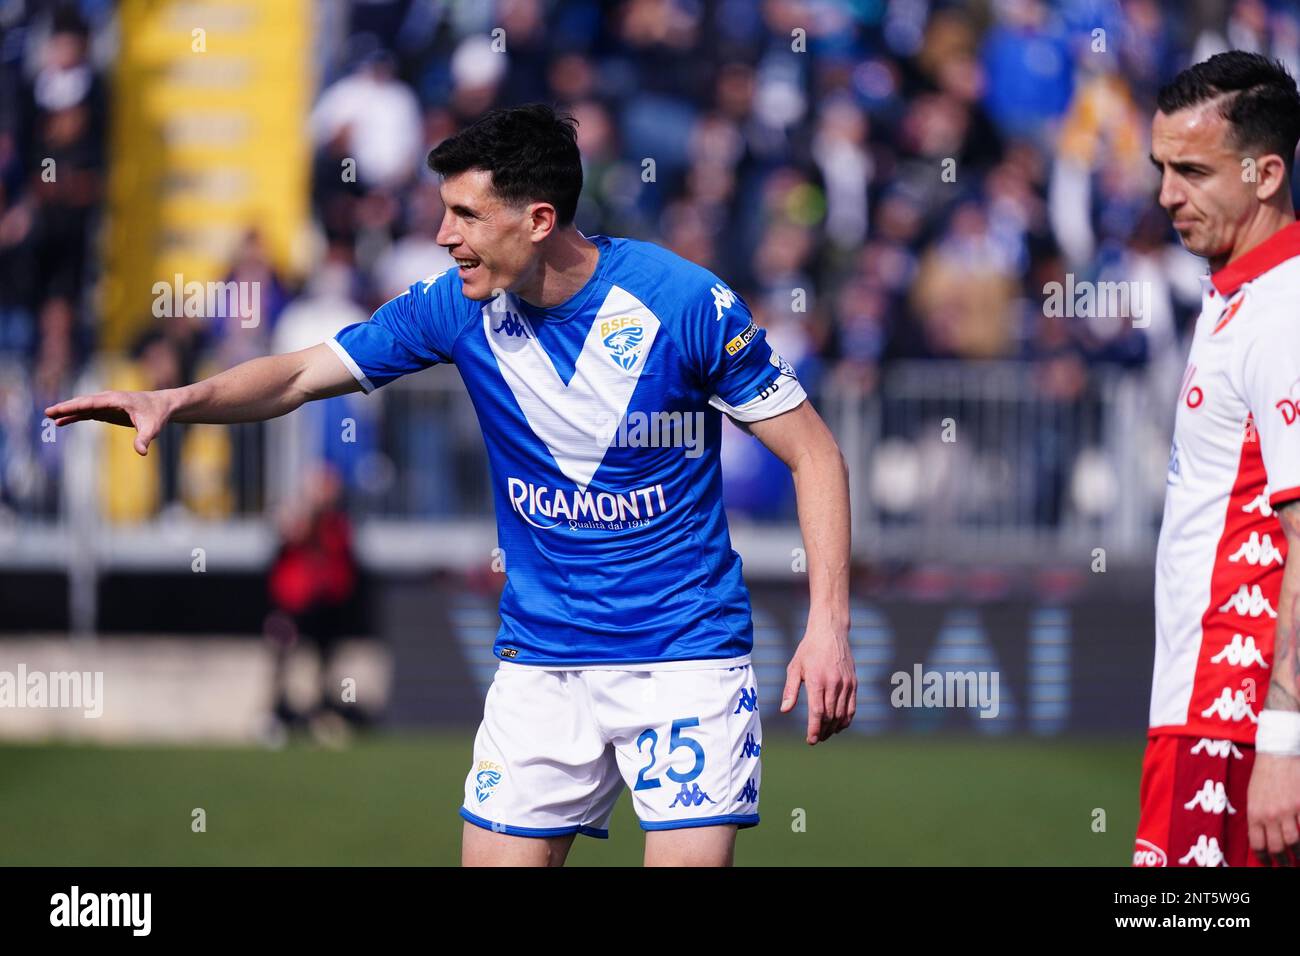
[2,0,1300,524]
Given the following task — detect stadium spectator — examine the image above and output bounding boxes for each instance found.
[264,463,363,743]
[6,0,1298,532]
[311,46,424,193]
[0,6,103,328]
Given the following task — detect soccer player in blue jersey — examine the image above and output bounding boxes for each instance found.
[47,104,856,866]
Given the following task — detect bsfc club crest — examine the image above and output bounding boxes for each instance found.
[600,316,644,371]
[475,761,503,803]
[770,351,796,378]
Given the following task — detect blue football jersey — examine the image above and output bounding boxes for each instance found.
[329,235,807,666]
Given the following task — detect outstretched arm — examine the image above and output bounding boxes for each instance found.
[1248,501,1300,865]
[45,343,360,456]
[742,399,855,745]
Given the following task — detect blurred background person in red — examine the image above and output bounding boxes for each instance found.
[264,463,364,745]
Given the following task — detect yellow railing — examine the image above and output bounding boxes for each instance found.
[102,0,312,520]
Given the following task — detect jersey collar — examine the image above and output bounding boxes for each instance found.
[515,234,611,323]
[1210,217,1300,297]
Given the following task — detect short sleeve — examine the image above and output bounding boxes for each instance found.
[678,279,807,422]
[330,269,468,393]
[1237,306,1300,508]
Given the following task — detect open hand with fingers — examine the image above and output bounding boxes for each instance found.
[1247,753,1300,866]
[45,389,175,457]
[780,626,857,745]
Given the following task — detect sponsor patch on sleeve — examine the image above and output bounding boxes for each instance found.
[725,322,759,356]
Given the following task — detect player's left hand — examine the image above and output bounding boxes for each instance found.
[1246,753,1300,866]
[779,624,856,745]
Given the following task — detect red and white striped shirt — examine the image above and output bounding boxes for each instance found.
[1152,220,1300,743]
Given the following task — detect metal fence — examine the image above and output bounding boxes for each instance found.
[1,359,1171,583]
[824,361,1170,563]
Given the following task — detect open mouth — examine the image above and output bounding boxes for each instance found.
[455,257,481,276]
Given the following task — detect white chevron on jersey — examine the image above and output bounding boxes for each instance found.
[485,286,661,492]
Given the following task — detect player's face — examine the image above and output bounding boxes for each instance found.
[437,170,542,301]
[1150,105,1257,263]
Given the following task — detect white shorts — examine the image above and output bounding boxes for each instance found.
[460,660,762,838]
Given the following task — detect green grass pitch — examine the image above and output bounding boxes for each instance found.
[0,733,1144,866]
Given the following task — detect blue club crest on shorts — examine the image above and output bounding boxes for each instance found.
[475,769,502,803]
[603,325,644,370]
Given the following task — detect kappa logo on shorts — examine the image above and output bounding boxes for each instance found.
[1183,779,1236,815]
[475,761,504,803]
[668,783,716,808]
[1179,835,1226,867]
[1189,738,1244,759]
[742,732,761,758]
[735,687,757,713]
[739,778,759,804]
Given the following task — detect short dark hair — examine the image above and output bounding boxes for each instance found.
[1157,51,1300,167]
[427,103,583,226]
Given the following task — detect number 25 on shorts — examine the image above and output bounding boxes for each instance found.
[634,717,705,790]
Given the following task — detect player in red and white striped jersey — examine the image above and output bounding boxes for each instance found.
[1137,51,1300,868]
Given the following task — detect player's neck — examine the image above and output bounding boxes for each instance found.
[1212,202,1297,272]
[515,230,600,310]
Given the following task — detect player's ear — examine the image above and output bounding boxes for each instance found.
[1253,152,1289,203]
[527,202,557,243]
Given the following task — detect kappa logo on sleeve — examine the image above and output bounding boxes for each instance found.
[710,282,737,321]
[420,269,449,291]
